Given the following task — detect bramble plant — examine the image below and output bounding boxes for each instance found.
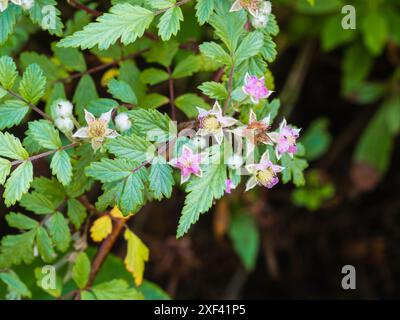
[0,0,308,300]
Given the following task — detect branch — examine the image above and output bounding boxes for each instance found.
[154,0,192,15]
[11,142,80,166]
[67,0,101,17]
[167,66,176,121]
[223,64,235,111]
[4,88,52,121]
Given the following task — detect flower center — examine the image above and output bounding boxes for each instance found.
[256,168,274,187]
[202,116,221,131]
[240,0,260,10]
[88,120,107,138]
[287,135,296,145]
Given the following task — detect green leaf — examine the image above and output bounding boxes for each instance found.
[0,56,18,89]
[20,192,59,215]
[157,6,183,41]
[265,13,279,36]
[228,211,259,271]
[119,170,147,214]
[140,68,169,85]
[140,93,169,109]
[34,267,63,298]
[107,134,154,163]
[175,93,209,118]
[36,227,56,263]
[149,156,174,200]
[0,271,31,298]
[0,6,21,45]
[50,150,73,186]
[198,81,228,100]
[47,212,71,252]
[362,11,388,56]
[86,158,134,183]
[199,42,231,66]
[20,52,68,82]
[73,74,98,123]
[18,63,46,104]
[234,31,264,65]
[28,1,64,36]
[281,154,308,187]
[67,198,87,229]
[128,108,175,143]
[28,120,62,150]
[52,44,87,72]
[58,4,154,50]
[143,40,179,68]
[321,15,355,51]
[195,0,215,25]
[301,118,332,161]
[107,79,137,104]
[260,34,277,63]
[0,230,36,265]
[72,252,91,289]
[0,132,29,160]
[0,157,11,185]
[172,55,201,79]
[4,161,33,207]
[5,212,38,230]
[177,157,227,237]
[0,100,30,130]
[91,279,143,300]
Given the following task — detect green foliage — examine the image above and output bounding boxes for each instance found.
[72,252,91,290]
[19,64,46,104]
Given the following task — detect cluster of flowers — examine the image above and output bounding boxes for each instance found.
[230,0,272,29]
[168,73,301,194]
[0,0,34,12]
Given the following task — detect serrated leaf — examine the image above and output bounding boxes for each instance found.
[86,158,134,183]
[72,252,91,289]
[124,229,149,286]
[107,79,137,104]
[234,31,264,65]
[175,93,209,118]
[198,81,228,100]
[0,271,31,298]
[0,230,36,265]
[90,215,112,242]
[0,132,29,160]
[18,63,46,104]
[5,212,39,230]
[50,150,73,186]
[91,279,143,300]
[73,74,98,123]
[28,120,61,149]
[4,161,33,207]
[140,68,169,85]
[20,192,60,215]
[195,0,215,25]
[52,44,87,72]
[177,160,227,238]
[0,157,11,185]
[0,6,21,45]
[260,34,277,63]
[36,226,56,263]
[47,212,71,252]
[0,56,18,89]
[58,4,154,50]
[107,134,153,163]
[140,93,169,109]
[149,156,174,200]
[199,42,232,66]
[157,6,183,41]
[172,55,201,79]
[28,1,64,36]
[0,100,30,130]
[119,171,146,214]
[34,267,63,298]
[67,199,87,229]
[281,154,308,187]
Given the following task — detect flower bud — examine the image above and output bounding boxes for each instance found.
[115,112,132,132]
[55,100,74,118]
[55,117,74,133]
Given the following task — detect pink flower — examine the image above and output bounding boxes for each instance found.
[169,145,203,184]
[242,73,272,104]
[197,101,237,144]
[245,150,284,191]
[269,119,301,159]
[225,179,236,194]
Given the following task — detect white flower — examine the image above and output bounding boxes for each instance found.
[73,109,119,151]
[115,112,132,132]
[197,101,237,144]
[0,0,22,12]
[55,100,74,118]
[55,117,74,133]
[250,1,272,29]
[20,0,34,10]
[230,0,262,17]
[227,154,244,170]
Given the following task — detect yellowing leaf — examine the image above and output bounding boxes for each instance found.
[90,215,112,242]
[124,229,149,286]
[110,206,133,219]
[101,68,120,87]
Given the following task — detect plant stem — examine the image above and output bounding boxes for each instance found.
[167,66,177,121]
[154,0,192,15]
[67,0,101,17]
[11,142,80,166]
[223,64,235,111]
[4,88,52,121]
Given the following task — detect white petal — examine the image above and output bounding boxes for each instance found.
[196,107,209,118]
[106,129,119,139]
[268,132,280,142]
[84,109,95,124]
[197,128,209,137]
[249,109,257,123]
[267,90,274,98]
[100,109,113,124]
[229,0,242,12]
[260,150,270,164]
[244,72,251,84]
[280,118,287,131]
[275,147,281,160]
[211,101,222,116]
[73,127,89,139]
[245,176,258,192]
[181,173,191,184]
[220,116,237,128]
[248,8,259,17]
[214,130,224,144]
[250,96,259,104]
[245,164,256,173]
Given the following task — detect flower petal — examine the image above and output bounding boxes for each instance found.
[260,150,270,164]
[73,127,89,138]
[106,129,119,138]
[84,109,96,124]
[100,109,113,124]
[245,176,258,191]
[249,109,257,123]
[229,0,242,12]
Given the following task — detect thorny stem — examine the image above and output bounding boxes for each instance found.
[10,142,80,166]
[4,88,52,121]
[55,49,149,84]
[167,66,177,121]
